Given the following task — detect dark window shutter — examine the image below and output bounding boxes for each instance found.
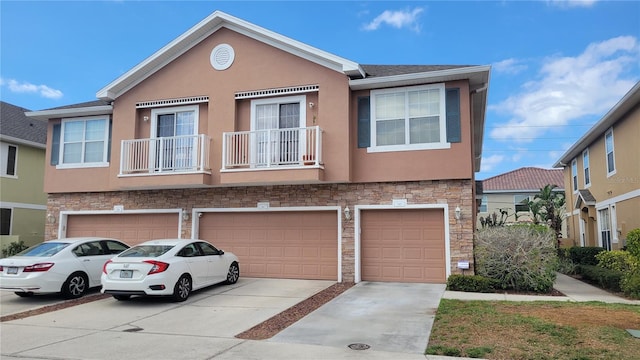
[446,88,461,143]
[357,96,370,148]
[51,124,61,165]
[6,145,16,175]
[107,119,112,162]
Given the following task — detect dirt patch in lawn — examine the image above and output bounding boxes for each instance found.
[428,300,640,360]
[236,282,355,340]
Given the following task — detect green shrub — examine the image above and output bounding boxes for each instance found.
[569,246,605,265]
[620,272,640,299]
[446,274,496,293]
[1,240,28,258]
[596,250,637,272]
[577,265,623,292]
[556,257,578,275]
[626,228,640,259]
[475,226,557,292]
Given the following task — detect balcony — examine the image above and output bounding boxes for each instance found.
[120,134,212,176]
[220,126,324,185]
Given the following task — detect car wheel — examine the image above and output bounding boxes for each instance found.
[61,272,88,299]
[225,262,239,284]
[113,295,131,301]
[14,291,34,297]
[172,274,191,302]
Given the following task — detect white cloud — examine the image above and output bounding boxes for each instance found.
[0,77,63,99]
[493,58,528,75]
[547,0,598,8]
[489,36,639,142]
[362,7,424,33]
[480,154,505,172]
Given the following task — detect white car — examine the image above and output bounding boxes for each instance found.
[0,237,130,299]
[101,239,240,302]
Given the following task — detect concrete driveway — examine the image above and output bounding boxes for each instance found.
[271,281,446,354]
[1,278,447,360]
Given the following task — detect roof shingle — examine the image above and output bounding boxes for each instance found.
[482,167,564,191]
[0,101,47,145]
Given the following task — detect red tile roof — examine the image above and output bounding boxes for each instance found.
[482,167,564,191]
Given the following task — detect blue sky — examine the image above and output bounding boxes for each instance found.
[1,1,639,180]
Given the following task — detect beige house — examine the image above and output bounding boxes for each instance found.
[478,167,564,228]
[26,11,490,283]
[0,101,48,250]
[554,82,640,250]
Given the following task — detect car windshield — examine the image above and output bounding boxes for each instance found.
[119,245,174,258]
[16,242,70,257]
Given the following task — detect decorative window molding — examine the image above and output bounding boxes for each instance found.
[235,85,319,100]
[605,128,616,177]
[56,116,111,169]
[582,148,590,188]
[136,96,209,109]
[571,159,578,193]
[0,142,18,178]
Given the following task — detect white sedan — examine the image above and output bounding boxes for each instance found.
[0,237,130,299]
[101,239,240,302]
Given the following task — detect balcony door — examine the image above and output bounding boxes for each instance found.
[151,105,198,171]
[252,96,306,166]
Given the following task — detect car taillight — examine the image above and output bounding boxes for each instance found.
[0,265,3,271]
[144,260,169,275]
[23,263,54,272]
[102,259,113,274]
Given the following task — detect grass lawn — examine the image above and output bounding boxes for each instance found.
[427,299,640,360]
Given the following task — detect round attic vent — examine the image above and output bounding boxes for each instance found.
[210,43,235,71]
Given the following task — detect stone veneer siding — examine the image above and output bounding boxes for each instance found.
[46,180,474,282]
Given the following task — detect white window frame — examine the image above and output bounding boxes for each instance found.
[150,105,199,138]
[571,159,578,193]
[479,195,488,213]
[57,116,110,169]
[0,142,18,178]
[250,95,306,131]
[368,83,450,153]
[514,194,531,213]
[582,148,590,188]
[605,128,616,177]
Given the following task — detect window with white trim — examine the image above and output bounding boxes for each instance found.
[150,105,199,171]
[582,148,590,187]
[605,128,615,176]
[369,83,449,152]
[479,195,488,213]
[250,95,306,165]
[58,116,110,168]
[571,159,578,192]
[514,194,531,213]
[0,142,17,177]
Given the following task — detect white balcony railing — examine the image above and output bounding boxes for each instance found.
[222,126,322,170]
[120,134,211,175]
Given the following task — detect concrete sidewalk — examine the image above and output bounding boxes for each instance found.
[444,272,640,304]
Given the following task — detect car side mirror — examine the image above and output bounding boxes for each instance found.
[218,250,224,255]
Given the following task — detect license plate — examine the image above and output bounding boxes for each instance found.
[7,267,18,274]
[120,270,133,278]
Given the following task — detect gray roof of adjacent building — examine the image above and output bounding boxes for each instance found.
[0,101,47,147]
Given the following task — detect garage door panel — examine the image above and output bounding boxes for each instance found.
[361,209,445,283]
[199,211,337,280]
[67,214,179,246]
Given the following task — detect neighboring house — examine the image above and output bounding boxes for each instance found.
[0,101,47,250]
[25,11,490,284]
[478,167,564,228]
[554,82,640,251]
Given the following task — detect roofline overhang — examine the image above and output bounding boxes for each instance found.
[0,134,45,149]
[481,189,565,194]
[553,81,640,168]
[96,10,364,101]
[25,105,113,121]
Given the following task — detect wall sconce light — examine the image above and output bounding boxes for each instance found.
[455,206,461,220]
[143,116,149,122]
[47,213,56,224]
[308,102,315,109]
[182,210,190,221]
[344,206,351,221]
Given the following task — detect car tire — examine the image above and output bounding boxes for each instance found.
[61,272,89,299]
[225,262,240,284]
[172,274,191,302]
[113,295,131,301]
[14,291,34,297]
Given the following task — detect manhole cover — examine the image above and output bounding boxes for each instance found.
[348,343,370,350]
